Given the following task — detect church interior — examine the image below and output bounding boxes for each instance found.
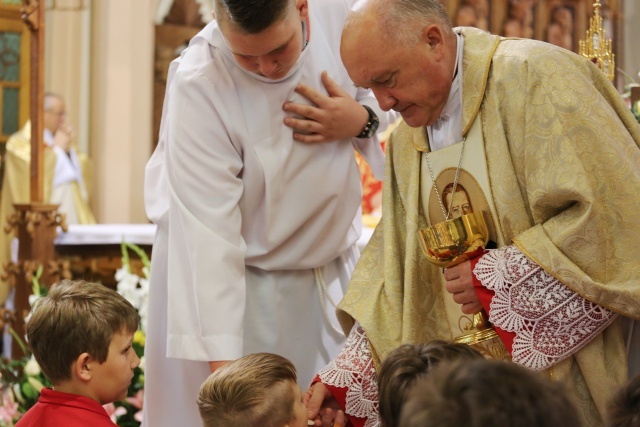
[1,0,637,224]
[0,0,639,425]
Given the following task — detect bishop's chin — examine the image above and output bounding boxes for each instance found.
[401,108,431,128]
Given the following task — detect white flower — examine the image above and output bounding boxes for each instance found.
[117,241,151,333]
[116,268,142,309]
[139,277,149,293]
[116,268,139,292]
[24,356,41,376]
[12,384,24,404]
[139,356,145,372]
[28,294,40,308]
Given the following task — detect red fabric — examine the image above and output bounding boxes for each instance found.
[356,141,386,214]
[311,376,360,427]
[471,254,515,354]
[16,388,114,427]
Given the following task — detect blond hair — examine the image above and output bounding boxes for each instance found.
[197,353,298,427]
[26,280,139,384]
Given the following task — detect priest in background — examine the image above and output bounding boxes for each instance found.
[0,92,95,303]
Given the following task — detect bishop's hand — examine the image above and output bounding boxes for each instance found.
[304,382,343,427]
[53,124,75,153]
[443,260,482,315]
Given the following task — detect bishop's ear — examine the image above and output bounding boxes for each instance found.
[421,24,445,50]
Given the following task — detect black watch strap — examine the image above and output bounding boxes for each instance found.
[356,105,380,139]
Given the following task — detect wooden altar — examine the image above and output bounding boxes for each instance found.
[53,222,374,289]
[54,224,154,289]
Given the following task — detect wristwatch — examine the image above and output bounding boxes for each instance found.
[356,105,380,138]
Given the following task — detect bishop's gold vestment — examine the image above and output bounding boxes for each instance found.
[0,122,95,303]
[337,27,640,427]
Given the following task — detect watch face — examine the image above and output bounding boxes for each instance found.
[368,116,380,137]
[359,106,380,138]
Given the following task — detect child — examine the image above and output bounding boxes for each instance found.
[16,280,140,426]
[377,341,483,427]
[399,359,583,427]
[197,352,343,427]
[607,373,640,427]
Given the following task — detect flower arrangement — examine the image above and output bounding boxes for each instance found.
[0,242,150,426]
[0,268,51,427]
[110,242,150,426]
[620,70,640,125]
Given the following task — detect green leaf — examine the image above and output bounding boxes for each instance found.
[121,241,131,267]
[8,327,28,355]
[32,265,43,287]
[21,381,39,399]
[27,376,45,393]
[123,242,151,270]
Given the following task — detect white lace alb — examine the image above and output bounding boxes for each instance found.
[474,245,617,370]
[318,323,380,427]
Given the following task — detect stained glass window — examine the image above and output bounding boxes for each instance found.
[0,32,20,82]
[2,87,19,135]
[0,30,21,136]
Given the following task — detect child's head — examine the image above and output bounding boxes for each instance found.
[607,373,640,427]
[378,341,483,427]
[399,359,582,427]
[197,353,307,427]
[27,280,140,404]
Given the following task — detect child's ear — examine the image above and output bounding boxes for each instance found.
[74,352,93,382]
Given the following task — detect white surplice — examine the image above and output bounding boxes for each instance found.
[44,129,89,225]
[142,1,390,425]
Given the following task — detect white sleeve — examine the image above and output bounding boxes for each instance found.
[145,56,181,225]
[51,146,82,187]
[351,87,396,181]
[164,66,247,362]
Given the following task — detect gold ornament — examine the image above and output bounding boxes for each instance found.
[579,0,615,81]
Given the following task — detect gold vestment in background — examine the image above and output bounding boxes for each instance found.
[0,122,95,303]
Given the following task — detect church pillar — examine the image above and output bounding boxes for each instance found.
[89,0,155,224]
[44,0,91,155]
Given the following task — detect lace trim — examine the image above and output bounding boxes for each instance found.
[473,246,617,370]
[318,323,380,427]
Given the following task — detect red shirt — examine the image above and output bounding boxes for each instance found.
[16,388,114,427]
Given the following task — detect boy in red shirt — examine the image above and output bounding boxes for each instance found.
[16,280,140,426]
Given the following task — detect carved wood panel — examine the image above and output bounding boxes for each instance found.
[446,0,619,56]
[152,0,206,149]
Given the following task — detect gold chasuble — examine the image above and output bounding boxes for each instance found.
[337,27,640,427]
